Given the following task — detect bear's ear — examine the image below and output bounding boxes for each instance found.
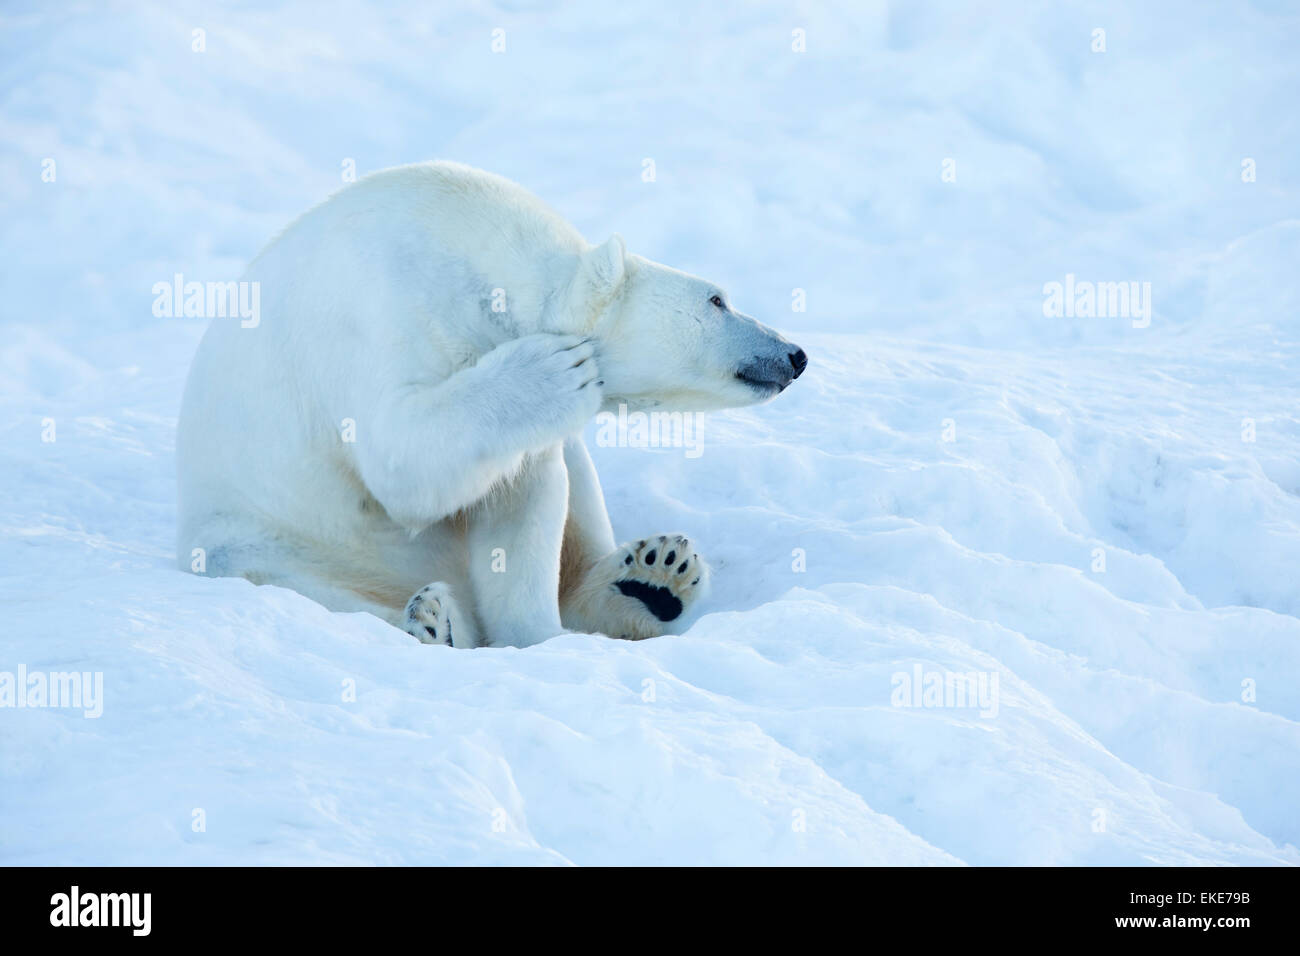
[575,234,626,312]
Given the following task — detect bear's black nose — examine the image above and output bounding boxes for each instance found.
[788,349,808,379]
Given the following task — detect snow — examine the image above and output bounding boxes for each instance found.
[2,0,1299,865]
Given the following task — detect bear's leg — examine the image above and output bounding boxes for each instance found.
[195,539,412,625]
[558,435,617,595]
[401,581,468,647]
[465,443,571,648]
[561,535,710,640]
[185,525,482,646]
[354,333,601,531]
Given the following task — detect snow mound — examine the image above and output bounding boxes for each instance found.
[3,0,1299,864]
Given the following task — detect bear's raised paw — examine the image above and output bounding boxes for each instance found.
[564,535,710,641]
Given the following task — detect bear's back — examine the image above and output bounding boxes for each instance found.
[260,161,587,272]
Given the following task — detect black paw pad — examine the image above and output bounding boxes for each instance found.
[645,549,657,565]
[615,579,683,622]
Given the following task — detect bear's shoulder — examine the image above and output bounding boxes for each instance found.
[352,162,583,247]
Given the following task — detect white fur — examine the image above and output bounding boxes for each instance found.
[177,161,802,647]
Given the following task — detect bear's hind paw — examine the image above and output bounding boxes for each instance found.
[567,535,710,640]
[403,582,460,647]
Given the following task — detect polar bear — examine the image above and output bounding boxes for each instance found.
[176,161,806,648]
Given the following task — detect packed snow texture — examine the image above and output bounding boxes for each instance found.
[2,1,1299,865]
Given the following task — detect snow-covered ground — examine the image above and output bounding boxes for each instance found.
[2,1,1299,865]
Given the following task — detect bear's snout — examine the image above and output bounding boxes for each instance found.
[789,348,808,378]
[735,345,807,393]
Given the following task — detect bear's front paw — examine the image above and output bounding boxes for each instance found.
[402,581,460,647]
[565,535,710,641]
[479,333,603,437]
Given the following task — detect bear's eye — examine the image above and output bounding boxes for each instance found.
[709,295,725,308]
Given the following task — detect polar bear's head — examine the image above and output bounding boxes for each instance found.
[566,236,808,412]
